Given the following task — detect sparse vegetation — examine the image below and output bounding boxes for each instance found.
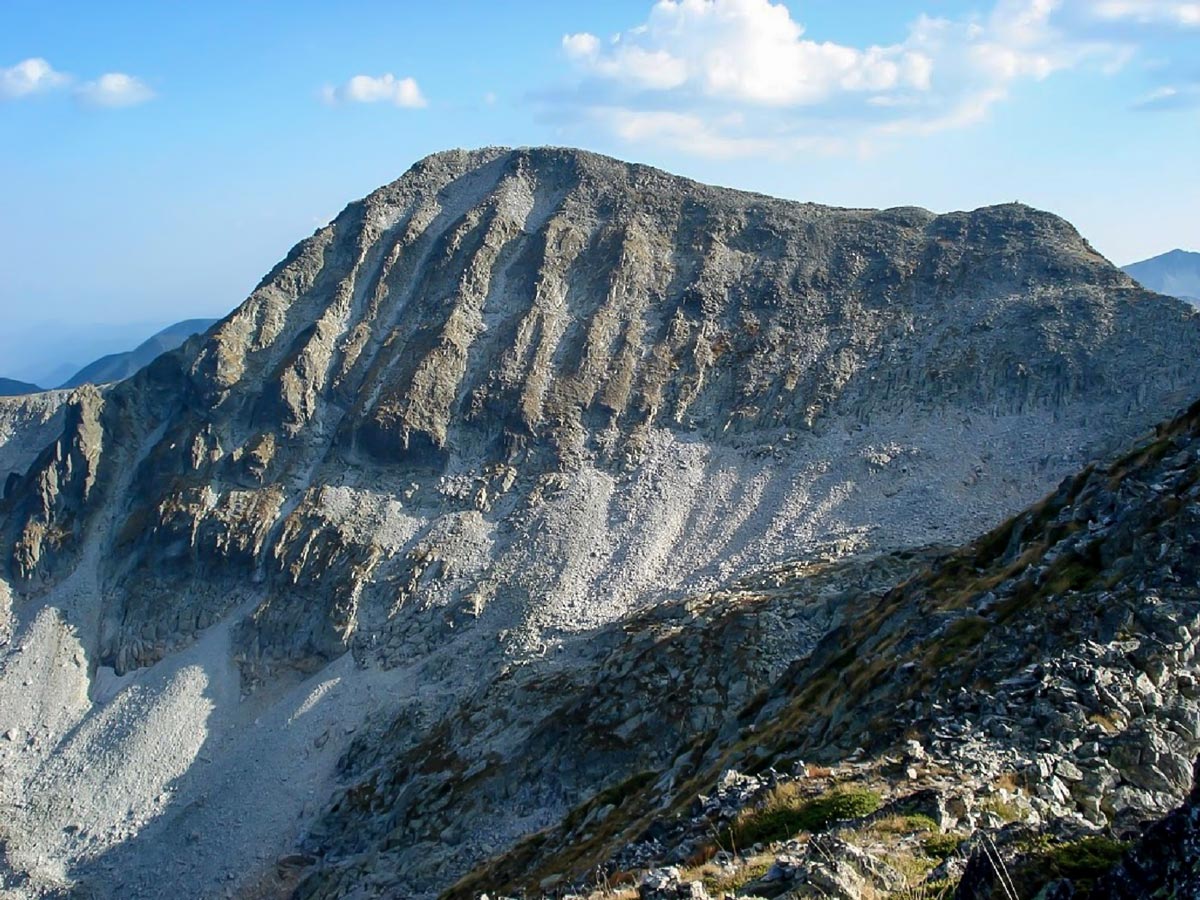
[973,833,1134,899]
[980,795,1023,823]
[922,832,964,860]
[872,813,939,835]
[1022,834,1131,886]
[697,856,771,894]
[898,877,959,900]
[724,783,882,846]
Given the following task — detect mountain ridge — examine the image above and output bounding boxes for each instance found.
[59,318,219,389]
[1122,248,1200,306]
[0,379,42,397]
[0,319,220,401]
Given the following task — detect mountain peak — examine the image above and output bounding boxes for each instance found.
[3,149,1200,897]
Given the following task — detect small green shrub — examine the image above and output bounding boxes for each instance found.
[1039,835,1130,882]
[921,833,962,860]
[980,795,1023,823]
[726,786,882,846]
[1004,834,1132,896]
[793,786,883,833]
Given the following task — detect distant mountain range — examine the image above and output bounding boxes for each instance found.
[1123,249,1200,306]
[58,318,218,389]
[0,318,218,395]
[0,378,44,397]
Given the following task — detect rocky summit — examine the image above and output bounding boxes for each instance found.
[0,147,1198,899]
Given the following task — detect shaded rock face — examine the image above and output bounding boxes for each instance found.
[453,397,1200,900]
[1,147,1199,899]
[1086,758,1200,899]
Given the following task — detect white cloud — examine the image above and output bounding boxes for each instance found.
[0,57,70,99]
[563,33,601,59]
[75,72,155,108]
[563,1,935,106]
[322,73,427,108]
[564,31,688,90]
[1089,1,1200,27]
[553,0,1125,157]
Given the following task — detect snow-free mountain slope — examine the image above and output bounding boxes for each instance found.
[1,147,1199,898]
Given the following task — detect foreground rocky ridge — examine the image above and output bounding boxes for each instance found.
[0,148,1198,897]
[445,396,1200,899]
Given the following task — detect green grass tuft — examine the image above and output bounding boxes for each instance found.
[726,785,882,846]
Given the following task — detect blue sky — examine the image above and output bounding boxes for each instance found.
[2,0,1198,383]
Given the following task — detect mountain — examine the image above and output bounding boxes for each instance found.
[1,147,1199,899]
[0,320,219,396]
[0,378,42,397]
[1122,249,1200,306]
[58,318,219,388]
[0,320,211,389]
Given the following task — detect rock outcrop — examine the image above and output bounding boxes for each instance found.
[0,147,1198,898]
[0,390,70,490]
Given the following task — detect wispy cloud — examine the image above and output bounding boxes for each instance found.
[1088,1,1200,27]
[549,0,1172,158]
[1133,82,1200,109]
[586,106,854,158]
[75,73,155,108]
[320,73,427,108]
[0,58,70,99]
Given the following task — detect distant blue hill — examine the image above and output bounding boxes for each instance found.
[59,318,219,388]
[0,377,43,396]
[1123,249,1200,307]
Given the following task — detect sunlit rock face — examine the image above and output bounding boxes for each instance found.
[1,147,1198,898]
[0,390,70,489]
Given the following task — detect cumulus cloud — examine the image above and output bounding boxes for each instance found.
[551,0,1132,157]
[75,73,155,108]
[321,73,427,108]
[3,59,156,109]
[0,57,70,99]
[564,1,937,106]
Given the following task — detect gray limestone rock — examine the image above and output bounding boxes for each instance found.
[3,147,1200,900]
